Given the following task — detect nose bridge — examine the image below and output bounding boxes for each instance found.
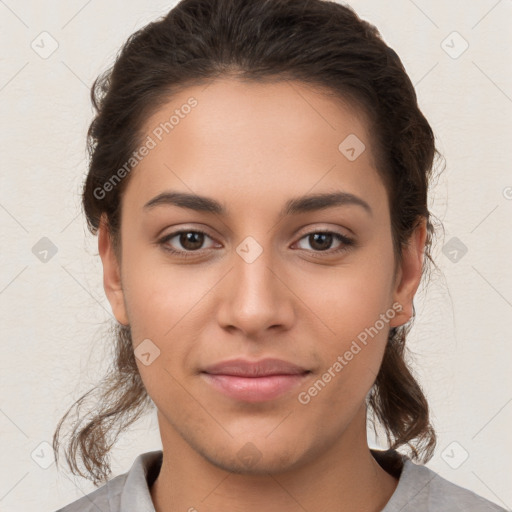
[217,235,293,335]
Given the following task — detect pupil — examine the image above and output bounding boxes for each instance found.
[181,232,203,250]
[311,233,332,251]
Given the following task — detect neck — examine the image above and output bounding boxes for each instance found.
[150,409,399,512]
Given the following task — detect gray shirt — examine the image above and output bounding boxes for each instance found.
[55,449,507,511]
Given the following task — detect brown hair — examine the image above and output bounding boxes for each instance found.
[53,0,442,486]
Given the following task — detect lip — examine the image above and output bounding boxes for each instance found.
[201,358,310,402]
[202,357,308,377]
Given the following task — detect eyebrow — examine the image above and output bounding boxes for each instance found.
[143,190,372,217]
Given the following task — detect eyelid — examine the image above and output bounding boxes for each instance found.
[293,223,354,240]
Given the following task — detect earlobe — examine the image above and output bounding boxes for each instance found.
[98,215,129,326]
[389,218,427,328]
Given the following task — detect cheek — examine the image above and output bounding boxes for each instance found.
[122,248,208,339]
[121,253,213,387]
[297,301,391,418]
[294,244,396,342]
[294,239,395,398]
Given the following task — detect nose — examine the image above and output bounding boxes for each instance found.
[216,241,295,339]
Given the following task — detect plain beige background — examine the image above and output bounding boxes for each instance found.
[0,1,511,510]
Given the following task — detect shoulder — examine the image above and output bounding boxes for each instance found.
[383,456,507,512]
[54,472,127,511]
[54,450,163,512]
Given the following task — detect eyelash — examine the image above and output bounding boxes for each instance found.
[157,229,355,258]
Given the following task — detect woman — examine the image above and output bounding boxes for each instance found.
[53,0,506,510]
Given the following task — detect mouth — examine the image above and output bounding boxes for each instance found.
[200,358,311,402]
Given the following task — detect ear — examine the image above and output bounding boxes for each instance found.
[98,215,129,326]
[389,217,427,328]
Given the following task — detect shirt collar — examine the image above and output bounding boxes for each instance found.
[120,450,163,512]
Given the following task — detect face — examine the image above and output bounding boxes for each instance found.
[99,78,425,474]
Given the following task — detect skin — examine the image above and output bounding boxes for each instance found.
[99,78,426,512]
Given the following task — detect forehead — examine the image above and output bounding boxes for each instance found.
[140,77,374,159]
[124,78,385,215]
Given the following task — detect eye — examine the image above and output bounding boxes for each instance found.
[158,229,218,256]
[157,228,355,258]
[294,231,354,254]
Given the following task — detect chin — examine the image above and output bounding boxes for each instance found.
[201,444,305,476]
